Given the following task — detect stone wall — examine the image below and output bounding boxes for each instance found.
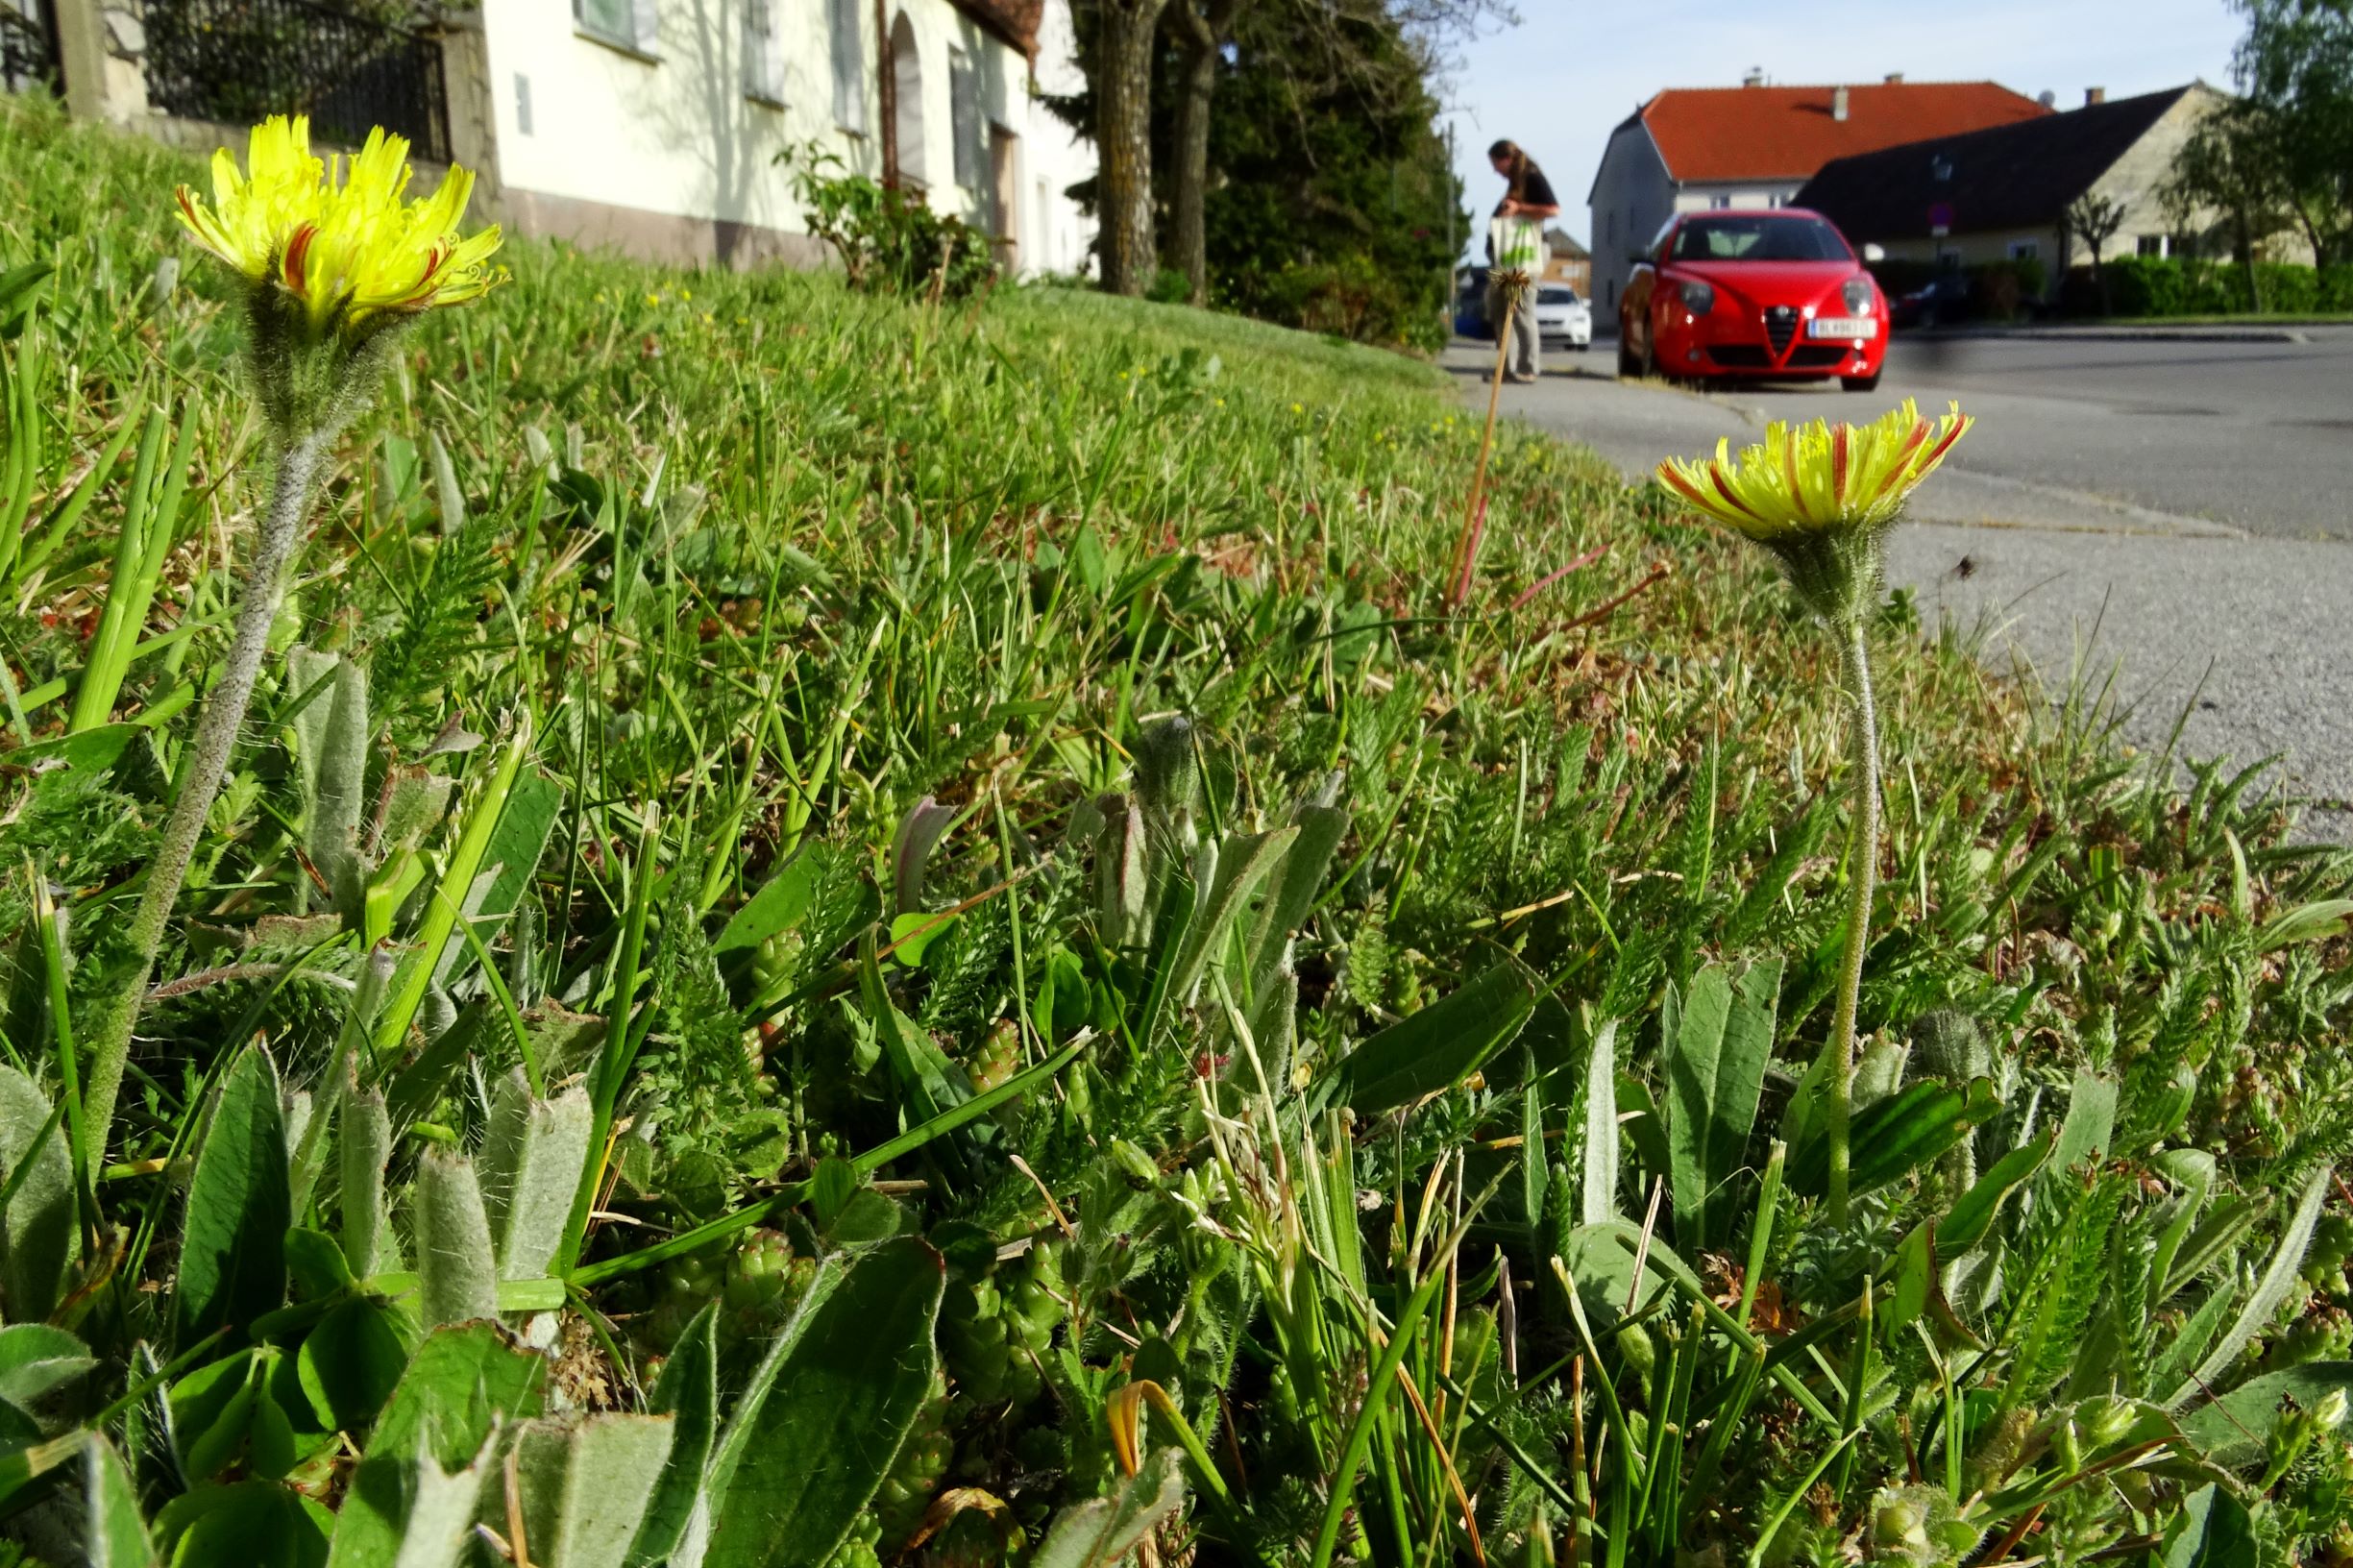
[52,0,146,124]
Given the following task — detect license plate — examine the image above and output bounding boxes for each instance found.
[1808,317,1874,339]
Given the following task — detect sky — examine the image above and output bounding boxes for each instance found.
[1439,0,2245,255]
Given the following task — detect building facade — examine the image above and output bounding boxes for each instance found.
[1540,227,1590,298]
[1796,86,2231,286]
[31,0,1096,277]
[1585,76,2050,313]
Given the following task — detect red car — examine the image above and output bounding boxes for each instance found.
[1618,208,1887,391]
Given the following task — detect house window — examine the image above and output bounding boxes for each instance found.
[743,0,784,105]
[1707,193,1731,210]
[830,0,866,132]
[890,12,925,188]
[576,0,658,57]
[1931,156,1953,183]
[949,50,984,193]
[2136,234,2167,258]
[2007,238,2039,261]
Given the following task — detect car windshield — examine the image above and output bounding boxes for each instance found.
[1670,216,1851,263]
[1537,286,1580,305]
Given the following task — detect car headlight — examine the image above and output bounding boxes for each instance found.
[1842,277,1875,315]
[1678,281,1715,315]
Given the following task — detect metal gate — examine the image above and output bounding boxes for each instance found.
[1,0,60,96]
[142,0,450,162]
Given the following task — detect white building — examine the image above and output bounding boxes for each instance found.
[473,0,1095,275]
[37,0,1094,277]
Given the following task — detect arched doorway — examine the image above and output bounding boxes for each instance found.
[890,12,925,191]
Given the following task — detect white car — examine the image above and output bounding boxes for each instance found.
[1532,284,1592,351]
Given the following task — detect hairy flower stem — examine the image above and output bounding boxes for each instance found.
[1825,615,1879,1226]
[1450,293,1515,609]
[81,433,327,1176]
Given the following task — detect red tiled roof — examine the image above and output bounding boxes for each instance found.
[1638,82,2052,184]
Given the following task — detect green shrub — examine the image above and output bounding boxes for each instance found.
[1263,251,1448,354]
[2093,256,2347,316]
[784,145,997,303]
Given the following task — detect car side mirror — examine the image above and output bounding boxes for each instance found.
[1861,243,1886,263]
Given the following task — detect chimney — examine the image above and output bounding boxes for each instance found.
[2086,86,2106,105]
[1883,72,1903,85]
[1742,66,1764,87]
[1832,86,1850,121]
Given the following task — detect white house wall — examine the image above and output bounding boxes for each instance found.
[1022,0,1093,276]
[478,0,1094,274]
[1669,180,1803,212]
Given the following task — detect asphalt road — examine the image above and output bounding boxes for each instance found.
[1452,327,2353,841]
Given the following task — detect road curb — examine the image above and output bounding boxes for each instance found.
[1911,326,2313,345]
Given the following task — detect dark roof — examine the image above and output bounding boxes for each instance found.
[951,0,1041,57]
[1795,86,2197,240]
[1543,227,1590,258]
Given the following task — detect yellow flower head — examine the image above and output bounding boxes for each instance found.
[1655,400,1973,542]
[176,115,504,338]
[1656,401,1973,624]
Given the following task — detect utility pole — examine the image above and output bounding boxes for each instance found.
[875,0,897,187]
[1445,119,1458,329]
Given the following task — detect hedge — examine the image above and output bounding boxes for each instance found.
[2069,257,2353,317]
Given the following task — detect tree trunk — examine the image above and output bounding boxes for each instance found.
[1096,0,1170,296]
[1166,1,1232,306]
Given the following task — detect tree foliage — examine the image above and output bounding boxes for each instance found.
[2168,0,2353,276]
[1057,0,1472,349]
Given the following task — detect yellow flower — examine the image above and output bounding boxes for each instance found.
[176,115,503,337]
[1655,400,1973,542]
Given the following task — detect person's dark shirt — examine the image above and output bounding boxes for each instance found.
[1497,162,1558,214]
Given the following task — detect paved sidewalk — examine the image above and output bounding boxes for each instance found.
[1913,322,2349,345]
[1452,342,2353,843]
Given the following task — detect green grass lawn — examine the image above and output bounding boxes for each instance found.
[5,91,2353,1567]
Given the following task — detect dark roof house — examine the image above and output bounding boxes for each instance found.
[1796,86,2213,244]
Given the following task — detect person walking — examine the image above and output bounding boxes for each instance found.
[1486,139,1559,382]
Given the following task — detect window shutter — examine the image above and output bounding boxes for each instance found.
[831,0,865,131]
[950,53,981,191]
[742,0,781,101]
